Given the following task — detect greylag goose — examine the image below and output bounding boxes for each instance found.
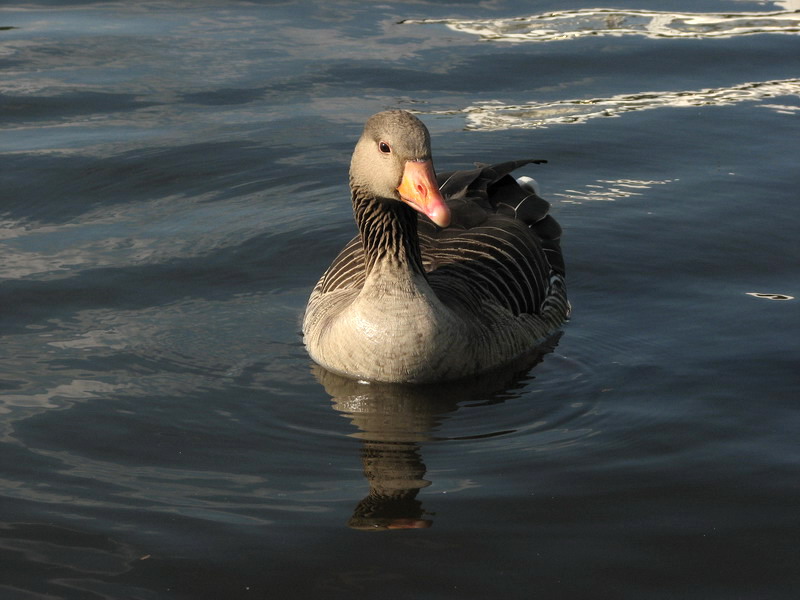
[303,110,569,383]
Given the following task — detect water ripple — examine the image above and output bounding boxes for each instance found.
[318,337,601,454]
[402,8,800,42]
[552,178,677,204]
[313,343,605,528]
[421,78,800,130]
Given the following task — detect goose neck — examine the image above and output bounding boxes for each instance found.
[352,185,425,279]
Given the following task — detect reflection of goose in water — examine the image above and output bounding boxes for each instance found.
[314,335,560,530]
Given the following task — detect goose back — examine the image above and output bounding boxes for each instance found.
[314,160,567,321]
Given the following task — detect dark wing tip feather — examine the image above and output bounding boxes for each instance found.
[437,159,547,207]
[437,159,550,229]
[435,159,565,277]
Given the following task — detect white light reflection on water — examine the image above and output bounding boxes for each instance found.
[420,78,800,131]
[402,7,800,42]
[745,292,795,300]
[552,179,677,204]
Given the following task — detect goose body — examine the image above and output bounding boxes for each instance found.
[303,111,569,383]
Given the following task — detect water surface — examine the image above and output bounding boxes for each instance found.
[1,1,799,598]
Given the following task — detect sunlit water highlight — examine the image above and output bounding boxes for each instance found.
[402,7,800,42]
[421,78,800,130]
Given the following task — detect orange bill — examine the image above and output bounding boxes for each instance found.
[396,159,451,227]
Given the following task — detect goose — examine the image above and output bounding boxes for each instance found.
[303,110,569,383]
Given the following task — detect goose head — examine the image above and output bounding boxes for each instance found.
[350,110,451,227]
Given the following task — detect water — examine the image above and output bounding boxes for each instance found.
[1,0,799,598]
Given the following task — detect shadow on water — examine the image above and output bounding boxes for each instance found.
[312,334,562,531]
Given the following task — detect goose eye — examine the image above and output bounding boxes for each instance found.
[379,141,391,154]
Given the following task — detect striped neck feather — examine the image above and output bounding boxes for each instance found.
[351,185,425,278]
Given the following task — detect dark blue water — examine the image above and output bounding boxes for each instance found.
[2,1,799,598]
